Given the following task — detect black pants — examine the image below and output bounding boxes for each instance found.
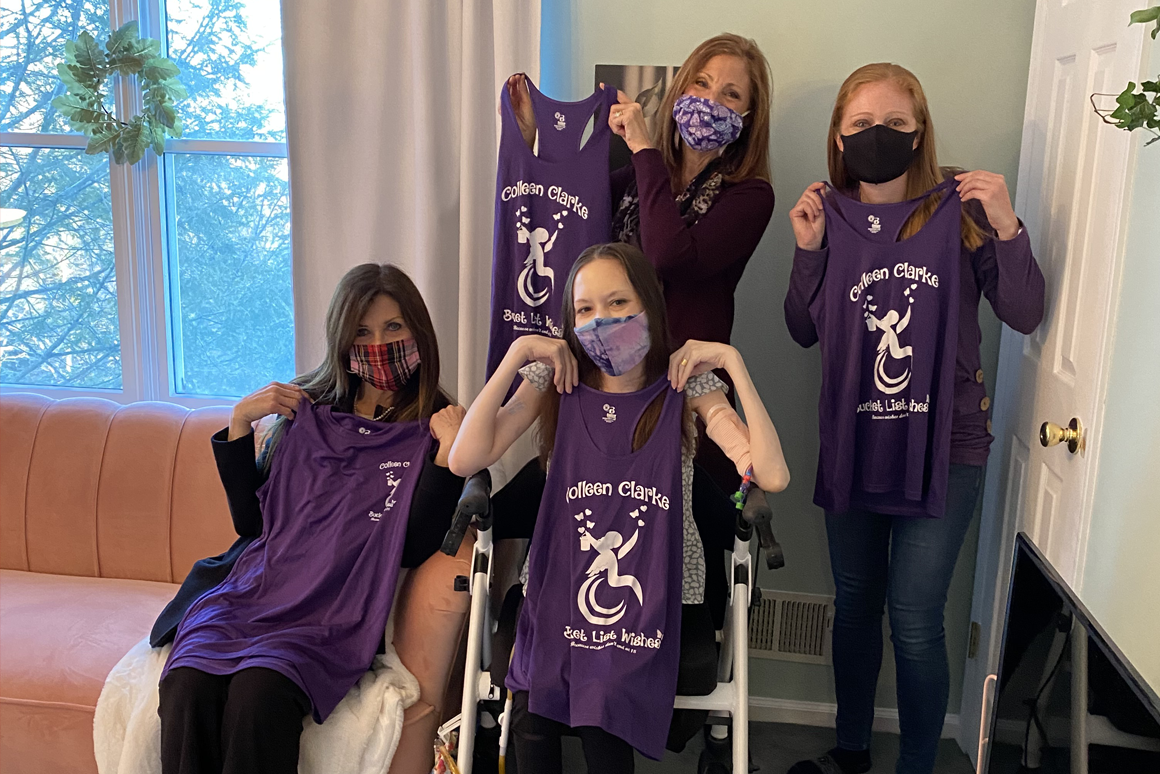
[158,666,312,774]
[511,690,635,773]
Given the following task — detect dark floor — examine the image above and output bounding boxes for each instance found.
[560,722,975,773]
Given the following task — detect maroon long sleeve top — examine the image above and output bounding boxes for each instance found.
[783,198,1046,465]
[611,149,775,347]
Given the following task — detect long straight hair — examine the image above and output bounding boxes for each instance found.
[536,243,694,466]
[827,63,986,250]
[653,33,773,187]
[263,263,450,471]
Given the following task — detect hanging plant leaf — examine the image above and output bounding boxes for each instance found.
[1129,5,1160,38]
[142,57,180,82]
[86,128,122,155]
[120,116,152,165]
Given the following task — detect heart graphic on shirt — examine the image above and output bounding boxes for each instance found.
[638,520,645,526]
[586,521,595,528]
[577,526,585,533]
[574,513,584,521]
[911,284,918,290]
[586,509,592,515]
[640,506,647,511]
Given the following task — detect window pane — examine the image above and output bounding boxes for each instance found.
[166,0,286,142]
[0,0,110,133]
[1,146,121,388]
[169,153,293,397]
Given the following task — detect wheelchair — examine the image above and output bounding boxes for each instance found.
[435,466,785,774]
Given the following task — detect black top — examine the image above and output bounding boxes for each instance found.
[149,424,464,647]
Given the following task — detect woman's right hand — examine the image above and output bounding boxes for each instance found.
[229,382,308,440]
[511,335,578,394]
[504,74,537,151]
[789,182,827,251]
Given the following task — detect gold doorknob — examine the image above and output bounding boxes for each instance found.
[1040,417,1085,454]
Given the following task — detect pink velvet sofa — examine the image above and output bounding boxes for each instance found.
[0,393,470,774]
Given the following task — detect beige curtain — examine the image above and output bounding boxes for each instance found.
[281,0,540,441]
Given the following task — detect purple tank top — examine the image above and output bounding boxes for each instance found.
[506,378,684,759]
[811,180,962,517]
[163,399,431,722]
[486,78,616,383]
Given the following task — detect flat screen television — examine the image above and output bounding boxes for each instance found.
[983,532,1160,773]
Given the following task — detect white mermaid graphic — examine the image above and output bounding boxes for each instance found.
[575,507,644,626]
[515,205,566,307]
[862,285,919,395]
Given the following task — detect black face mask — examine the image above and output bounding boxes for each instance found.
[840,124,918,185]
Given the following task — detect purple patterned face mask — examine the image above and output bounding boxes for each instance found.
[672,94,744,152]
[574,312,650,377]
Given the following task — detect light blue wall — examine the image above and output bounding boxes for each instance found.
[1080,40,1160,695]
[541,0,1038,711]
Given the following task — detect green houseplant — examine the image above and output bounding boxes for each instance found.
[1092,7,1160,146]
[53,21,187,165]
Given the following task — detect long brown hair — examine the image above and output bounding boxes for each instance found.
[263,263,450,470]
[653,33,773,187]
[827,63,986,250]
[536,243,694,466]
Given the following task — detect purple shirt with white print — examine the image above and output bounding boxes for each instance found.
[784,185,1045,468]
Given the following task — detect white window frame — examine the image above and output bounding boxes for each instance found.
[1,0,289,408]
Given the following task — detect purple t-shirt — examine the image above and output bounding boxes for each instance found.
[810,181,962,517]
[507,378,684,759]
[163,399,430,722]
[486,78,615,386]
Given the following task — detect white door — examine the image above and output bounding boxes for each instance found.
[957,0,1150,767]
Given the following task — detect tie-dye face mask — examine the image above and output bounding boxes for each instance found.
[672,94,744,152]
[574,312,651,377]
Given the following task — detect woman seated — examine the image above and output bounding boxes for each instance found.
[153,263,466,774]
[449,242,790,773]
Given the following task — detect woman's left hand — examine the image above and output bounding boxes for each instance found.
[668,340,739,391]
[607,87,653,154]
[431,405,467,467]
[954,170,1020,240]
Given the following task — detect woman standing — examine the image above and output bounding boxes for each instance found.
[508,32,775,489]
[783,64,1044,774]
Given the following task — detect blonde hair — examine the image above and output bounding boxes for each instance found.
[653,33,773,187]
[827,63,986,250]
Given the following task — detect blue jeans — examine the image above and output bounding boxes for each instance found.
[825,464,983,774]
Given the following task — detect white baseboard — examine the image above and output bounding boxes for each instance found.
[749,696,962,740]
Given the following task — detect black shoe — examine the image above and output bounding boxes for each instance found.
[786,747,871,774]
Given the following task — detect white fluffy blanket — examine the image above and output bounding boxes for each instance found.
[93,637,420,774]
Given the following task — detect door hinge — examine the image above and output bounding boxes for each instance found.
[968,621,981,658]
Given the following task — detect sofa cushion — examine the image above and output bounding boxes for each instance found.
[0,569,177,773]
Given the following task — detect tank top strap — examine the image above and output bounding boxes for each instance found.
[824,178,959,243]
[526,80,615,162]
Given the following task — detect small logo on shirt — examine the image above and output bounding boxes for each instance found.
[867,215,881,234]
[358,427,371,435]
[554,111,566,131]
[602,403,617,423]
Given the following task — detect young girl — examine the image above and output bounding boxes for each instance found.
[783,64,1044,774]
[155,264,466,774]
[449,242,789,772]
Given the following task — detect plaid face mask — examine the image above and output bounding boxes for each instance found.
[348,339,421,392]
